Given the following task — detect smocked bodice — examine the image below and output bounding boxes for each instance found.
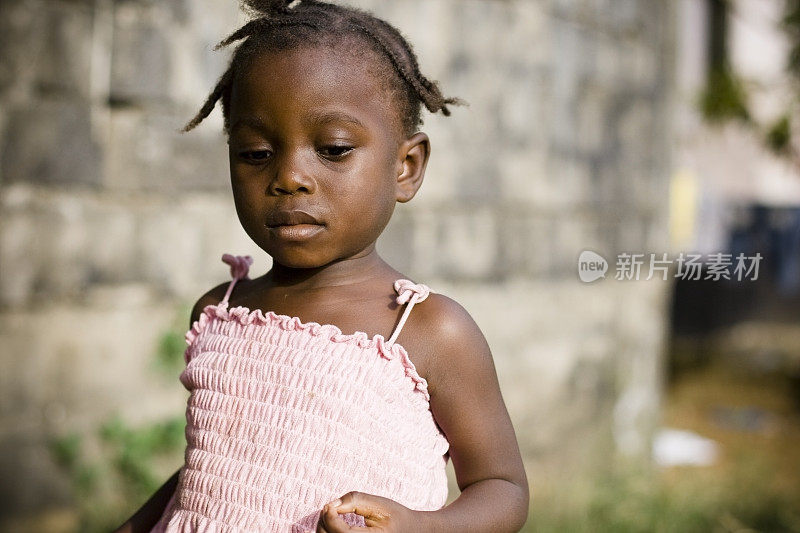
[151,254,450,532]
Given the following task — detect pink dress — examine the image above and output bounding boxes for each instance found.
[151,254,450,532]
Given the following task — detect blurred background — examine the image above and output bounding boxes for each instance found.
[1,0,799,531]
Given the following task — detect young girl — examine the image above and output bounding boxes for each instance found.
[116,0,528,531]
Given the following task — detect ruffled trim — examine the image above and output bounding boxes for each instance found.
[184,302,431,402]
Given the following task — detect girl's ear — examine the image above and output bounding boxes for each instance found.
[395,132,430,203]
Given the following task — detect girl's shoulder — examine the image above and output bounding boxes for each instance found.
[405,290,488,347]
[393,288,492,386]
[188,281,231,327]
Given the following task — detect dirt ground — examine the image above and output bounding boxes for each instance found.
[524,345,800,533]
[659,358,800,531]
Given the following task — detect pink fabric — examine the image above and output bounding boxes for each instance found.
[151,254,450,532]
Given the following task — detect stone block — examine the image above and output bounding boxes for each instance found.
[593,34,624,89]
[106,107,229,192]
[435,205,499,280]
[0,187,40,306]
[456,156,502,201]
[576,85,609,155]
[37,1,95,97]
[137,201,206,296]
[1,101,101,187]
[619,39,660,88]
[496,67,549,151]
[497,1,548,67]
[545,155,592,208]
[110,3,171,103]
[0,0,97,99]
[38,195,92,297]
[85,205,139,284]
[0,0,39,97]
[593,0,641,36]
[0,189,250,306]
[495,211,551,280]
[172,125,231,191]
[548,21,583,148]
[497,146,548,203]
[0,190,97,305]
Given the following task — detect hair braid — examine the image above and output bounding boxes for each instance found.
[347,21,443,115]
[183,67,234,132]
[215,17,320,50]
[368,16,467,116]
[215,19,265,49]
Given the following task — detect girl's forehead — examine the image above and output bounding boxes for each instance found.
[230,45,402,132]
[240,46,376,101]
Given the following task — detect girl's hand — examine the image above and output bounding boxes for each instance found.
[316,491,421,532]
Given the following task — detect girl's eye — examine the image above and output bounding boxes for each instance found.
[319,145,354,159]
[239,150,272,164]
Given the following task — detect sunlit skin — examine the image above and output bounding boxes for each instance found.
[120,41,529,533]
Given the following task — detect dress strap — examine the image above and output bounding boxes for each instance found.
[387,279,433,346]
[219,253,254,306]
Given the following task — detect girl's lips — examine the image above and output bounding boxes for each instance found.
[266,210,322,226]
[267,223,324,240]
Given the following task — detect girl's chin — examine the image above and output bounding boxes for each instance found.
[267,250,377,271]
[266,251,333,270]
[259,237,379,270]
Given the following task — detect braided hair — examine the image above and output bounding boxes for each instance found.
[184,0,465,137]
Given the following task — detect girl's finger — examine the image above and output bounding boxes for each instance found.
[316,504,344,533]
[319,503,368,533]
[330,492,389,527]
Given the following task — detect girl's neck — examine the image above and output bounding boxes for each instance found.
[263,246,393,291]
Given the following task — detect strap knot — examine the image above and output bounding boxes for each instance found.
[221,253,253,280]
[393,279,431,305]
[387,279,433,346]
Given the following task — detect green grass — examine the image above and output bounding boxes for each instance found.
[523,463,800,533]
[49,414,186,533]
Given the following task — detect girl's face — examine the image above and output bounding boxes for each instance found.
[226,44,410,269]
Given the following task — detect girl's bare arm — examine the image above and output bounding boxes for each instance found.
[419,294,530,532]
[113,468,180,533]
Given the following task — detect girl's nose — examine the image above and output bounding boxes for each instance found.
[267,151,316,196]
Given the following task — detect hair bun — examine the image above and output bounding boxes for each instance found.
[241,0,293,16]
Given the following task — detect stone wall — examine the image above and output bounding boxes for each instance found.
[0,0,675,524]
